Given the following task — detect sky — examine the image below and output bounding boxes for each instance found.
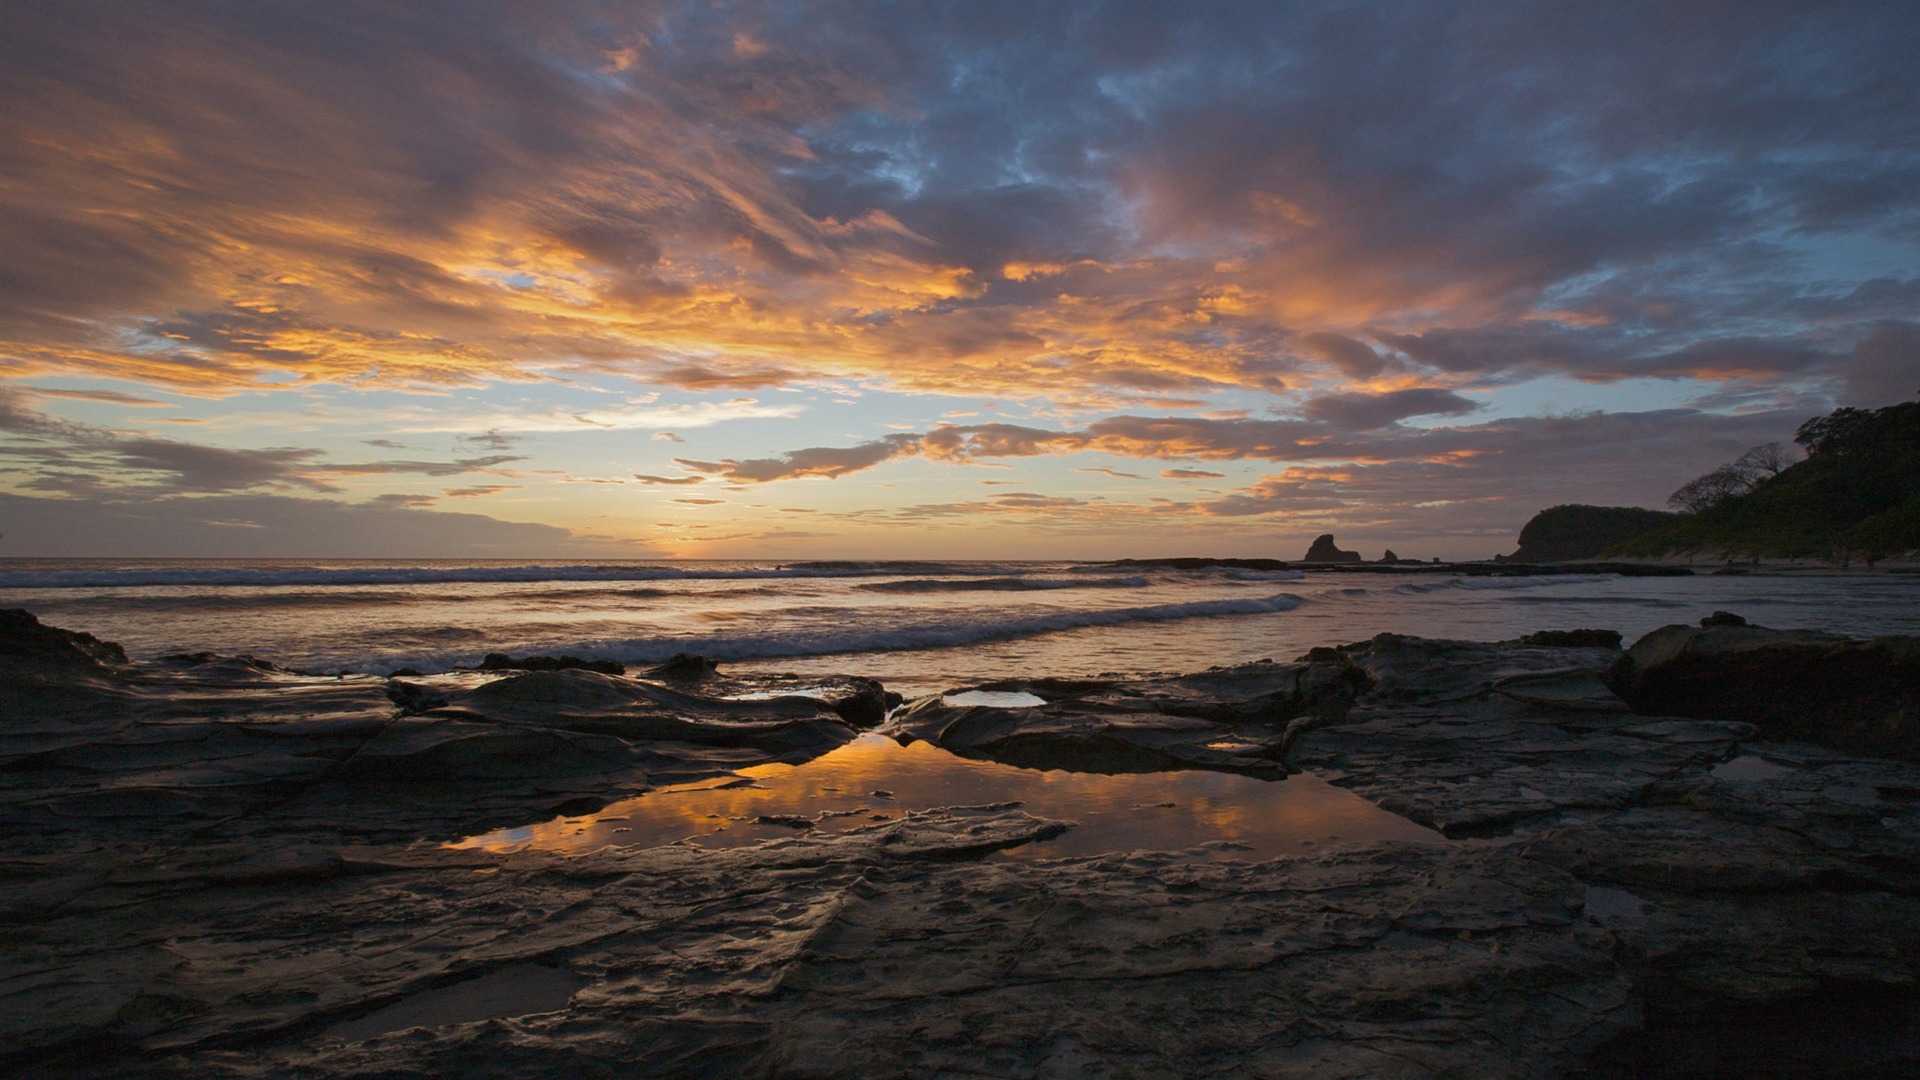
[1,0,1916,561]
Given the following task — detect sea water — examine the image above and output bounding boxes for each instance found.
[3,558,1917,694]
[6,558,1916,860]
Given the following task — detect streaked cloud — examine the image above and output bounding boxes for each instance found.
[0,491,643,558]
[0,2,1914,556]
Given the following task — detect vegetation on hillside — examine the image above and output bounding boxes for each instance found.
[1612,400,1920,564]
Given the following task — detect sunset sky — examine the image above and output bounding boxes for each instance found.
[2,1,1916,559]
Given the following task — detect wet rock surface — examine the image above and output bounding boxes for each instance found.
[1,641,874,863]
[883,659,1366,778]
[7,613,1920,1077]
[1609,618,1920,760]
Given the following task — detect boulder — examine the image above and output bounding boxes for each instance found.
[642,652,719,680]
[476,652,624,676]
[1301,534,1362,563]
[1609,622,1920,760]
[1517,628,1624,649]
[0,607,127,673]
[826,677,899,729]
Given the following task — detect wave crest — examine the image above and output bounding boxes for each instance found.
[376,592,1304,672]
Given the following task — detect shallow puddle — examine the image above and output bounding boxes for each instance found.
[1712,754,1796,782]
[451,734,1444,861]
[941,690,1048,708]
[325,963,583,1041]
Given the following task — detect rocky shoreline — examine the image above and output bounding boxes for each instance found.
[1108,556,1701,577]
[5,609,1920,1077]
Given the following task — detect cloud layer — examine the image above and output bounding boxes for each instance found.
[1,2,1916,556]
[4,2,1914,401]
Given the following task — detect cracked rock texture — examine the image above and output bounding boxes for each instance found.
[7,610,1920,1077]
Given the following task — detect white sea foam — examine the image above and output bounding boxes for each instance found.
[855,576,1149,594]
[367,592,1305,673]
[0,562,1007,590]
[1395,574,1618,594]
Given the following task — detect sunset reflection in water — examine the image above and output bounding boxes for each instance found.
[450,734,1444,861]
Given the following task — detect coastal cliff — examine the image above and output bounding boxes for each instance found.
[1502,504,1679,562]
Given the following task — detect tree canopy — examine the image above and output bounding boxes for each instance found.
[1617,400,1920,563]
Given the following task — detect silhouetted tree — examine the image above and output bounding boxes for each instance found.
[1795,407,1872,456]
[1734,441,1794,477]
[1667,465,1755,514]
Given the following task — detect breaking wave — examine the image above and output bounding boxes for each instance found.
[1393,574,1618,594]
[368,592,1305,672]
[0,562,1016,590]
[855,576,1149,594]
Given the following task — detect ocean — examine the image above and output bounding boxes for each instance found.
[4,558,1916,695]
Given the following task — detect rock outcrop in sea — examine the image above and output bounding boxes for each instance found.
[1301,533,1362,562]
[6,607,1920,1077]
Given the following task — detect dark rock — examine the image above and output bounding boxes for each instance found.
[1379,548,1399,562]
[15,612,1920,1079]
[1106,557,1296,571]
[1517,628,1625,649]
[1700,610,1748,627]
[887,658,1369,777]
[0,608,128,671]
[641,653,719,680]
[159,651,285,672]
[827,678,898,729]
[1301,534,1362,563]
[384,679,448,714]
[1317,631,1625,706]
[1609,623,1920,760]
[476,652,625,676]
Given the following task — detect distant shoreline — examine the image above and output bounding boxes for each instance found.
[1107,555,1920,576]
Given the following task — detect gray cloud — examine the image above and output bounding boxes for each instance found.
[0,390,529,496]
[326,454,526,478]
[110,438,332,492]
[674,434,922,482]
[0,491,646,558]
[1299,389,1483,430]
[455,430,519,452]
[1296,333,1392,381]
[1845,322,1920,407]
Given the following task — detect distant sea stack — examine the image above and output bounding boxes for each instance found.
[1504,504,1679,562]
[1302,534,1363,563]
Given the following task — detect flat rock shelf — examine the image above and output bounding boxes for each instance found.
[6,608,1920,1078]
